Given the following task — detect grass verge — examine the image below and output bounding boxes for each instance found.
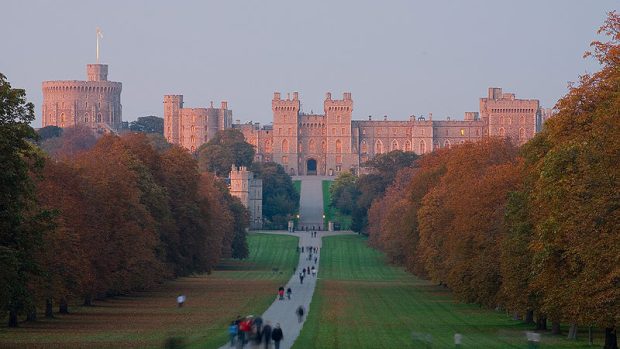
[0,233,298,349]
[294,235,598,349]
[321,180,352,230]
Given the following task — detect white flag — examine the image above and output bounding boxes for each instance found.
[97,27,103,39]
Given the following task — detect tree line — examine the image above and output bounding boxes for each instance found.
[0,79,249,327]
[363,13,619,348]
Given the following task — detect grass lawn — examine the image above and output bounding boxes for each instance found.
[294,235,600,349]
[0,233,298,349]
[321,180,352,230]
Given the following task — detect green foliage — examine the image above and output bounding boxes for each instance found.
[328,171,357,215]
[0,72,52,327]
[129,115,164,134]
[196,129,255,176]
[323,180,352,230]
[251,162,299,229]
[36,125,62,141]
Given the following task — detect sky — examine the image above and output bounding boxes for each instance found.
[1,0,617,128]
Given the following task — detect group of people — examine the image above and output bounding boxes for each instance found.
[277,286,292,300]
[228,315,284,349]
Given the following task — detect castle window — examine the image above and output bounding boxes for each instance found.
[391,140,399,151]
[375,140,383,154]
[265,140,272,153]
[341,127,345,135]
[97,113,102,123]
[362,129,366,135]
[336,139,342,153]
[361,140,368,153]
[282,139,289,152]
[499,127,506,137]
[332,128,336,135]
[520,115,525,124]
[444,140,451,149]
[278,128,282,135]
[519,128,525,139]
[419,140,426,154]
[507,117,512,125]
[321,141,326,152]
[282,156,288,164]
[404,140,412,152]
[460,129,465,136]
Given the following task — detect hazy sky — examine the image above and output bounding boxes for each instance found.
[1,0,616,128]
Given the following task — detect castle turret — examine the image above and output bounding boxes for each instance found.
[87,64,108,81]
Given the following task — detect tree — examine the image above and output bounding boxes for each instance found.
[329,171,357,215]
[251,162,299,230]
[36,125,62,141]
[129,115,164,134]
[0,73,51,327]
[39,124,97,159]
[196,129,255,176]
[520,12,620,348]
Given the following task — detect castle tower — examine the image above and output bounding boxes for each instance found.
[324,92,354,174]
[164,95,183,145]
[42,63,122,132]
[272,92,300,175]
[229,166,263,230]
[479,87,540,145]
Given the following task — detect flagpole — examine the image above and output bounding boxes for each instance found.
[96,28,100,63]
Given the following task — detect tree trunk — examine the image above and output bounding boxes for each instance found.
[59,297,69,314]
[551,321,561,335]
[525,310,534,324]
[536,315,547,330]
[45,298,54,318]
[588,326,593,345]
[83,294,93,306]
[8,309,18,327]
[604,327,618,349]
[567,323,578,340]
[26,308,37,322]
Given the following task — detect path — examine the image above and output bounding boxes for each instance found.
[218,230,352,349]
[293,176,329,231]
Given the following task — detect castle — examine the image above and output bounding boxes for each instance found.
[229,166,263,230]
[166,88,541,176]
[42,64,122,132]
[163,96,233,151]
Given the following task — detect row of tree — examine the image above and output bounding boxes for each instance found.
[365,13,619,348]
[1,77,249,327]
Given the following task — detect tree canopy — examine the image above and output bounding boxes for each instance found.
[196,129,255,177]
[129,115,164,134]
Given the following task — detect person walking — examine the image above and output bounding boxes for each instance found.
[311,266,316,277]
[278,286,285,300]
[296,305,305,323]
[271,323,283,349]
[299,272,304,284]
[286,287,292,300]
[176,294,186,308]
[262,321,272,349]
[228,321,238,347]
[314,256,317,264]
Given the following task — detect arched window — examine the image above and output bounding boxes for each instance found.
[444,140,451,149]
[375,140,383,154]
[507,117,512,125]
[519,128,525,139]
[336,139,342,153]
[97,113,102,123]
[499,127,506,137]
[191,125,195,132]
[419,140,426,154]
[361,140,368,153]
[191,135,195,144]
[391,140,399,151]
[309,139,316,153]
[84,113,89,123]
[404,140,412,152]
[282,139,289,152]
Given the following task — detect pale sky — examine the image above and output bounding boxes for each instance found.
[1,0,616,128]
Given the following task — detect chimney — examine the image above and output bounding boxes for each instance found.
[274,92,281,100]
[368,115,372,121]
[210,101,214,108]
[384,115,387,121]
[429,112,433,121]
[325,92,332,100]
[221,101,228,109]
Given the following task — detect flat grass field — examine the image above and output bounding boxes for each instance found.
[321,180,352,230]
[293,235,599,349]
[0,233,298,349]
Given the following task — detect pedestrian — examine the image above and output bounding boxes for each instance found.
[302,268,306,275]
[301,246,304,253]
[238,316,252,346]
[296,305,305,323]
[271,323,283,349]
[286,287,292,300]
[262,321,272,349]
[307,266,310,274]
[228,321,238,347]
[176,294,186,308]
[278,286,284,300]
[311,266,316,277]
[314,256,317,264]
[299,272,304,284]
